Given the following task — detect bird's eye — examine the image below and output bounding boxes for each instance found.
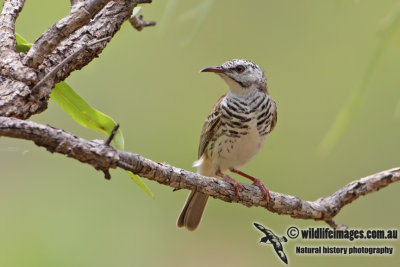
[235,65,245,73]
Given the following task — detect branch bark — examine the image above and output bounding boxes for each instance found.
[0,0,25,49]
[1,116,398,228]
[0,0,397,230]
[0,0,142,119]
[70,0,80,9]
[23,0,112,68]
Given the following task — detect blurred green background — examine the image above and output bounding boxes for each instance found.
[1,0,400,266]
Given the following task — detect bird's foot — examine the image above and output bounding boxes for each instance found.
[252,178,270,202]
[217,171,243,196]
[230,168,270,202]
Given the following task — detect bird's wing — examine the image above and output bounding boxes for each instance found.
[253,222,269,235]
[272,244,288,264]
[198,94,225,159]
[269,98,277,132]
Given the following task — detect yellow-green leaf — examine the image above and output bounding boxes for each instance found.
[128,171,154,198]
[50,83,153,198]
[15,32,33,52]
[50,82,125,149]
[16,33,154,198]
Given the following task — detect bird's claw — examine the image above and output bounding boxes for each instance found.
[223,176,244,196]
[252,178,270,202]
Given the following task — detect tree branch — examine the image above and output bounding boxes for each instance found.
[23,0,112,68]
[70,0,80,9]
[1,116,398,228]
[0,0,25,49]
[0,0,36,84]
[30,37,111,93]
[0,0,144,119]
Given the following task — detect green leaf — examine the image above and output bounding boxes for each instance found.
[50,82,125,149]
[15,32,32,52]
[128,171,154,198]
[50,83,154,198]
[16,33,154,198]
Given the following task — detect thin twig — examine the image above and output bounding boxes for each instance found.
[103,169,112,180]
[129,15,156,31]
[104,123,120,146]
[0,116,398,228]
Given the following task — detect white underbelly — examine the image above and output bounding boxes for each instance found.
[212,124,267,172]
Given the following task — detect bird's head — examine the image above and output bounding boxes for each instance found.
[201,59,267,95]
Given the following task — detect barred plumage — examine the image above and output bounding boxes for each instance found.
[178,59,277,231]
[203,91,276,172]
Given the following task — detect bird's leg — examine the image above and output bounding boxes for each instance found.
[216,170,243,196]
[230,168,270,202]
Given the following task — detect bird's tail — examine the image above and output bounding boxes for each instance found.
[177,157,213,231]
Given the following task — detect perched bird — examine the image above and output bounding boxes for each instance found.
[177,59,277,231]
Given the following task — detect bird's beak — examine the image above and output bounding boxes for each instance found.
[200,66,224,73]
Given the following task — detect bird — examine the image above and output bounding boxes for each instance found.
[253,223,288,264]
[177,59,277,231]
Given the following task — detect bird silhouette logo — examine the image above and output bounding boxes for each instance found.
[253,222,288,264]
